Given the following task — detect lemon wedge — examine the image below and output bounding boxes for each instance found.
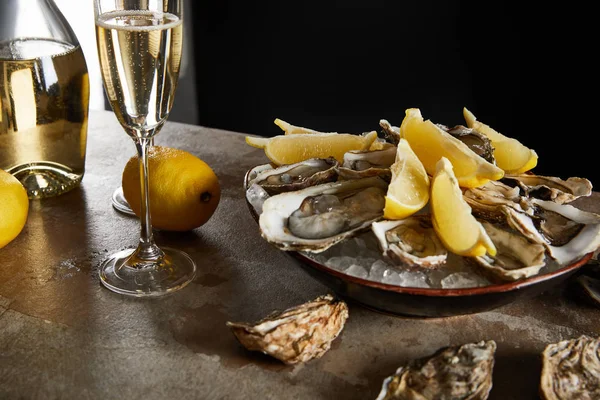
[274,118,328,135]
[383,139,430,220]
[463,107,538,174]
[430,157,496,257]
[248,131,377,166]
[399,108,504,188]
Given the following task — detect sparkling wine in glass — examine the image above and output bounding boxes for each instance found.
[94,0,196,296]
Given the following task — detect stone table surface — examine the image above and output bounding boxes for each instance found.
[1,110,599,400]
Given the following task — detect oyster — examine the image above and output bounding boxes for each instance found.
[379,119,401,145]
[463,180,532,223]
[247,157,338,195]
[372,215,448,268]
[338,145,396,181]
[540,335,600,400]
[575,275,600,308]
[259,176,388,252]
[438,124,496,164]
[502,173,592,204]
[502,198,600,265]
[226,294,348,365]
[473,222,546,281]
[376,340,496,400]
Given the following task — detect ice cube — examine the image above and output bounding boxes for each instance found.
[346,264,368,279]
[325,256,354,272]
[441,272,485,289]
[368,260,389,282]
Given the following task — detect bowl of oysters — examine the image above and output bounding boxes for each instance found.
[243,108,599,317]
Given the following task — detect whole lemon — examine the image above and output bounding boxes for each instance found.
[122,146,221,231]
[0,169,29,249]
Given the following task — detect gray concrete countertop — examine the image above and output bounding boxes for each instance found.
[1,110,598,399]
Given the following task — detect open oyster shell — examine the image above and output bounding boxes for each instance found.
[379,119,401,145]
[372,215,448,269]
[502,199,600,265]
[540,335,600,400]
[502,173,592,204]
[463,180,532,223]
[438,124,496,164]
[247,157,339,195]
[473,222,546,281]
[338,145,396,181]
[376,340,496,400]
[226,294,348,365]
[259,176,388,253]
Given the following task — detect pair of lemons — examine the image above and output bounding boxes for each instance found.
[0,146,220,249]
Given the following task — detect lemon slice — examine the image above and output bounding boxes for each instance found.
[383,139,430,220]
[251,131,377,166]
[430,157,496,257]
[463,107,538,174]
[399,108,504,188]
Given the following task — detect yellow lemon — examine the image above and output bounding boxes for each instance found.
[430,157,496,257]
[463,107,538,174]
[0,169,29,249]
[122,146,221,232]
[399,108,504,188]
[383,139,430,220]
[245,131,377,166]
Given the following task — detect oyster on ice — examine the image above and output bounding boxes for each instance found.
[540,335,600,400]
[463,180,532,223]
[247,157,339,195]
[376,340,496,400]
[438,124,496,164]
[338,144,396,181]
[372,215,448,268]
[502,198,600,265]
[473,221,546,281]
[226,294,348,365]
[259,176,388,253]
[502,173,592,204]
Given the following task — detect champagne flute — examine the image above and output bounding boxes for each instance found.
[94,0,196,296]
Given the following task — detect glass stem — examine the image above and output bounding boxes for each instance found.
[134,137,163,262]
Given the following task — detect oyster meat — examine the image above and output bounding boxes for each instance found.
[502,173,592,204]
[259,176,388,252]
[502,198,600,265]
[338,145,396,181]
[463,180,532,223]
[473,222,546,281]
[247,157,338,195]
[540,335,600,400]
[438,124,496,164]
[376,340,496,400]
[226,294,348,365]
[372,215,448,268]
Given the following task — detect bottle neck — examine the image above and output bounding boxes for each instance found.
[0,0,79,46]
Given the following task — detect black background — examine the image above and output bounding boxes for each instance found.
[190,1,596,186]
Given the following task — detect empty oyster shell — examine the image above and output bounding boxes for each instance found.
[502,173,592,204]
[247,157,339,195]
[226,294,348,365]
[473,222,546,281]
[540,335,600,400]
[372,215,448,268]
[338,145,396,181]
[376,340,496,400]
[259,176,388,253]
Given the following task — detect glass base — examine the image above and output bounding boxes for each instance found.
[99,247,196,297]
[7,161,82,199]
[112,186,136,216]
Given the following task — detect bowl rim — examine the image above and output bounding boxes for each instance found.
[244,167,593,297]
